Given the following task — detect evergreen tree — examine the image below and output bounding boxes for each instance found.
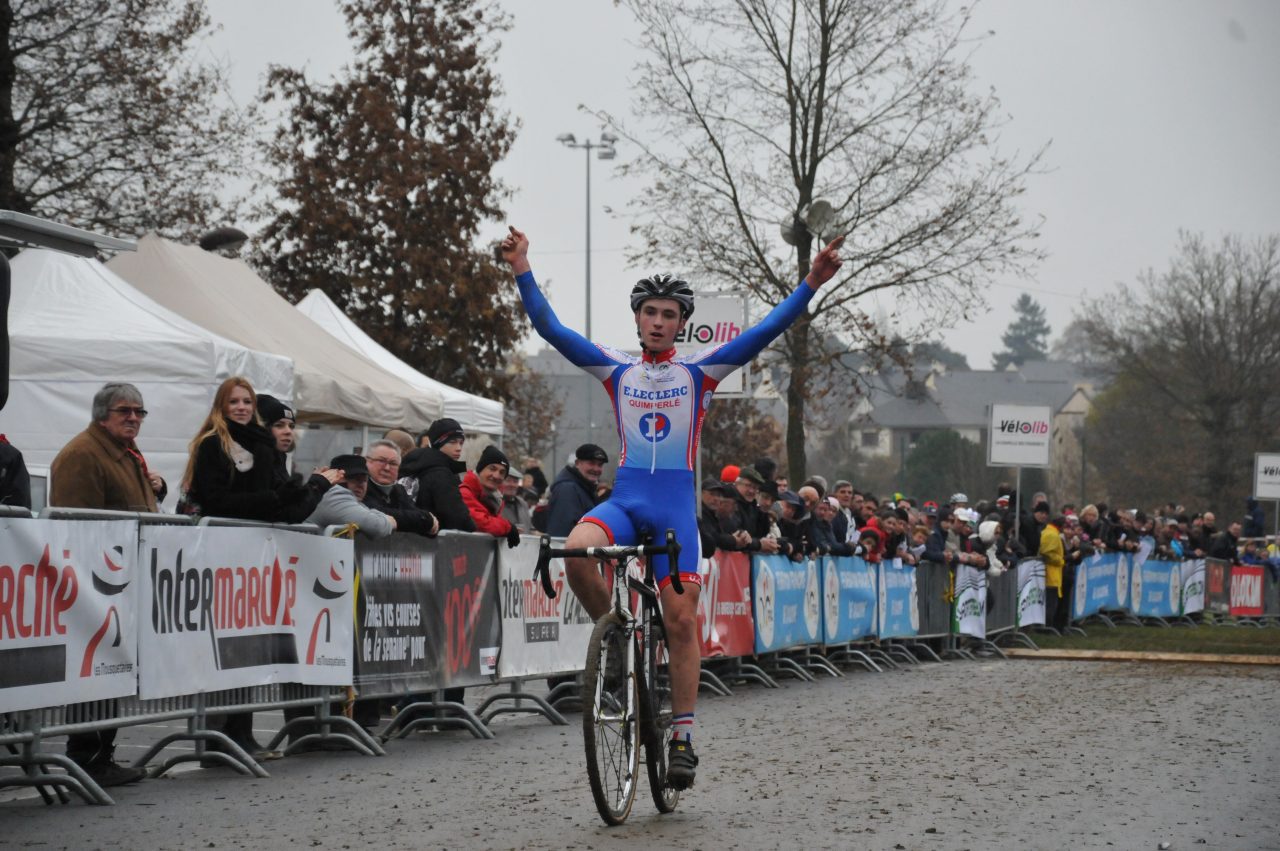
[992,294,1051,370]
[256,0,522,398]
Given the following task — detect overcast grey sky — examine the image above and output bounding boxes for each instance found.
[203,0,1280,370]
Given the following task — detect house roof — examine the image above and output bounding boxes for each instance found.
[861,361,1092,430]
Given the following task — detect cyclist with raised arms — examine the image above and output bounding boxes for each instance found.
[500,225,843,790]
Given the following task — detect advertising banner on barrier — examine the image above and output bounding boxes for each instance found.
[423,533,501,688]
[353,533,444,694]
[352,532,500,693]
[877,558,918,638]
[1072,552,1130,620]
[497,536,594,678]
[1016,559,1046,627]
[1133,559,1182,618]
[986,567,1017,634]
[1230,564,1264,617]
[1204,558,1231,616]
[0,518,141,714]
[1179,559,1205,615]
[698,551,755,658]
[913,561,952,637]
[138,525,354,700]
[952,563,987,638]
[819,556,878,644]
[752,554,821,653]
[1128,537,1154,606]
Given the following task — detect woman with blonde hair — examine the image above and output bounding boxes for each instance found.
[182,377,310,764]
[182,376,308,520]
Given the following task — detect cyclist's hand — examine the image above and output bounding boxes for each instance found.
[501,225,531,274]
[804,235,845,288]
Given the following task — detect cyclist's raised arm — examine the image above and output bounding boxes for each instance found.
[687,235,843,377]
[501,225,613,369]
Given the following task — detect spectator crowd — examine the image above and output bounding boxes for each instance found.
[0,376,1271,788]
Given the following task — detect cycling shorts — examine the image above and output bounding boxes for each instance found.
[579,468,702,590]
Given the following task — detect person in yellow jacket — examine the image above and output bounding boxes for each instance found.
[1037,504,1066,627]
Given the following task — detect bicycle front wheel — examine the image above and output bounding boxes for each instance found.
[582,612,640,826]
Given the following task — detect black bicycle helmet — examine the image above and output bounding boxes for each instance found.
[630,273,695,319]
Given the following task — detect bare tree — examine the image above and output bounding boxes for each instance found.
[1081,232,1280,512]
[0,0,253,237]
[596,0,1043,479]
[502,357,564,464]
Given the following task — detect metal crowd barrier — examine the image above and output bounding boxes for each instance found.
[0,511,383,806]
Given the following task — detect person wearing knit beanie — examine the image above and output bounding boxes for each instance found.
[256,394,295,427]
[426,417,465,450]
[476,444,511,475]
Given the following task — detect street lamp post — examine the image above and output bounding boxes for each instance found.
[557,131,616,449]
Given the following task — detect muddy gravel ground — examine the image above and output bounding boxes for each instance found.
[2,660,1276,850]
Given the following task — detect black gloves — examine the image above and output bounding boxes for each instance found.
[505,525,522,549]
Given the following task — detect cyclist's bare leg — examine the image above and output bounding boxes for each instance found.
[659,581,701,717]
[564,521,612,619]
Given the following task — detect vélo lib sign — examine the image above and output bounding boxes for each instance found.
[988,404,1052,468]
[1253,453,1280,501]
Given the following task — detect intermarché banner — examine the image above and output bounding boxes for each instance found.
[497,535,594,679]
[138,525,354,700]
[0,518,141,714]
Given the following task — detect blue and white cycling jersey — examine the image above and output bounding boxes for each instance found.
[516,269,814,585]
[516,270,814,474]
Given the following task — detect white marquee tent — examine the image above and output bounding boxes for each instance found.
[0,249,295,508]
[107,235,445,429]
[296,288,504,435]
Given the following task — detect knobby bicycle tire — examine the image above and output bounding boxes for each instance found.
[582,612,639,826]
[638,615,680,813]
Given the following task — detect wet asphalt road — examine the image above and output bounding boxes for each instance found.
[2,659,1277,851]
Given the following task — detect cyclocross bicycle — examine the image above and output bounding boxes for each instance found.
[534,530,684,826]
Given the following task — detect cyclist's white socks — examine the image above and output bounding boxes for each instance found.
[671,713,695,745]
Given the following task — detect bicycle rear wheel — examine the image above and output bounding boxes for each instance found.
[582,612,639,826]
[640,618,680,813]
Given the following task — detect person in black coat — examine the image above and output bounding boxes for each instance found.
[362,438,438,536]
[698,477,741,556]
[182,380,315,523]
[182,379,317,762]
[0,434,31,508]
[1244,498,1266,539]
[397,418,475,532]
[257,395,335,524]
[545,443,607,537]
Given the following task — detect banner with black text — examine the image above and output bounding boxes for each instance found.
[137,525,354,699]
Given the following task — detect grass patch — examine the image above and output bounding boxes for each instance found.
[1030,623,1280,656]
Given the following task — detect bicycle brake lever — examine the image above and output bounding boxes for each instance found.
[535,535,557,599]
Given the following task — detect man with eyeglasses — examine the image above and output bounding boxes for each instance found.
[362,439,438,537]
[48,382,167,787]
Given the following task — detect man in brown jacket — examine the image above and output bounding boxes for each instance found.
[49,382,167,786]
